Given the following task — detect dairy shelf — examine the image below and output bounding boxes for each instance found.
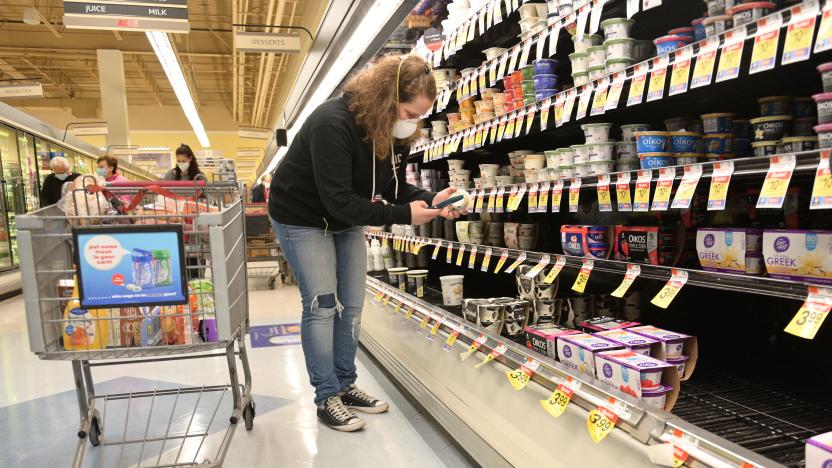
[365,275,780,468]
[366,231,818,302]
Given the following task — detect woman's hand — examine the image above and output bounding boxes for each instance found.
[410,201,441,225]
[431,187,463,220]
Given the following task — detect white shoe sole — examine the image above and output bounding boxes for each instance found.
[325,418,366,432]
[346,402,389,414]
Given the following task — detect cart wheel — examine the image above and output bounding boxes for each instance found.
[280,273,286,284]
[88,416,102,447]
[268,277,276,290]
[243,401,256,431]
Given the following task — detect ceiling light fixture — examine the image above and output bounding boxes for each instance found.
[145,31,211,148]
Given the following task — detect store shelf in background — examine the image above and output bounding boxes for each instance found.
[364,275,782,468]
[366,231,817,301]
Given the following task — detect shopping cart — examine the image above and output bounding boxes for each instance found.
[243,203,290,288]
[17,179,254,468]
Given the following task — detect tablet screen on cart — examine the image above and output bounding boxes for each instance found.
[73,225,188,308]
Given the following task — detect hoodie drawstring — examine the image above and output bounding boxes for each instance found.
[390,141,399,199]
[371,142,377,199]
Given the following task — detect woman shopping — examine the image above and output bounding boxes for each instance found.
[269,54,460,432]
[164,144,205,181]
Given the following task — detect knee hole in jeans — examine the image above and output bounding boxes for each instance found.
[310,293,344,317]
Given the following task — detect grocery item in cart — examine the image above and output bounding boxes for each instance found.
[594,349,680,409]
[63,176,110,225]
[62,279,108,351]
[595,329,662,357]
[141,306,162,347]
[525,324,579,360]
[762,230,832,285]
[557,333,623,378]
[629,325,698,380]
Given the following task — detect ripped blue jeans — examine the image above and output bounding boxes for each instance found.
[271,220,367,406]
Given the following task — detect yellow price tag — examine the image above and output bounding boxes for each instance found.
[506,368,531,390]
[750,17,782,74]
[668,49,692,95]
[527,184,539,213]
[538,182,550,212]
[597,174,612,212]
[419,315,430,331]
[757,155,796,209]
[505,117,516,138]
[543,256,566,284]
[481,248,493,272]
[443,329,460,351]
[568,178,581,213]
[816,6,832,53]
[382,295,391,306]
[541,378,580,418]
[633,170,652,212]
[430,320,442,336]
[525,109,536,134]
[784,287,832,340]
[626,65,648,106]
[446,243,453,263]
[782,14,817,65]
[373,291,384,303]
[504,252,527,275]
[611,264,641,298]
[671,164,703,210]
[456,244,466,266]
[691,38,718,88]
[810,151,832,209]
[651,270,689,309]
[572,259,594,293]
[460,334,487,361]
[494,250,509,274]
[404,307,413,322]
[587,405,619,443]
[540,100,552,129]
[554,96,565,125]
[616,173,632,211]
[591,80,609,115]
[525,255,550,278]
[475,342,507,369]
[467,245,478,269]
[432,241,442,260]
[707,161,734,211]
[646,57,668,102]
[651,167,675,211]
[716,31,745,82]
[551,181,564,212]
[393,302,403,314]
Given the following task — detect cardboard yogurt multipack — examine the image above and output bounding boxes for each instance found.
[696,228,762,275]
[524,324,580,360]
[595,329,664,358]
[557,333,623,378]
[629,325,698,380]
[594,349,680,411]
[762,230,832,285]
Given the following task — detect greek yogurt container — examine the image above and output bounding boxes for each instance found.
[572,144,590,164]
[587,45,607,67]
[759,96,793,117]
[590,159,615,175]
[778,136,818,153]
[615,140,638,159]
[600,18,634,39]
[728,2,776,28]
[813,92,832,124]
[581,123,614,143]
[750,115,793,141]
[703,133,734,154]
[635,131,669,153]
[819,62,832,93]
[640,153,675,169]
[621,124,651,141]
[574,163,592,177]
[629,325,693,359]
[573,34,602,53]
[572,71,590,86]
[596,328,660,356]
[641,384,674,409]
[604,38,636,60]
[692,18,706,41]
[704,0,736,16]
[669,132,702,153]
[752,140,779,157]
[569,52,589,73]
[654,35,691,55]
[557,333,623,377]
[587,142,616,161]
[606,58,634,73]
[558,147,575,165]
[559,164,576,179]
[588,65,607,81]
[701,113,735,134]
[762,229,832,285]
[794,117,819,136]
[703,15,732,37]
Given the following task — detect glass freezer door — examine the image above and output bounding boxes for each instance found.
[16,131,39,212]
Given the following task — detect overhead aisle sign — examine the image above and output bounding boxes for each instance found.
[63,0,190,33]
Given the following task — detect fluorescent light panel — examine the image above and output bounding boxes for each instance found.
[146,31,210,148]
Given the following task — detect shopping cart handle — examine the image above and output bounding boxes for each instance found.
[105,180,208,188]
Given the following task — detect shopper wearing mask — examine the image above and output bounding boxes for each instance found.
[269,54,460,432]
[96,156,128,183]
[164,144,205,181]
[39,156,78,206]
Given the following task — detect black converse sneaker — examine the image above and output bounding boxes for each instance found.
[340,384,390,414]
[317,396,365,432]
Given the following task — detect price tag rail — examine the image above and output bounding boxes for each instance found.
[365,275,776,468]
[411,0,827,158]
[367,231,816,301]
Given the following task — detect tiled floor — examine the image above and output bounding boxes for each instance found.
[0,283,475,468]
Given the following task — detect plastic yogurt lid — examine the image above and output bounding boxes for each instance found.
[587,45,606,52]
[641,384,674,396]
[758,95,792,102]
[676,152,705,157]
[588,65,606,71]
[590,159,615,163]
[752,140,779,146]
[634,131,669,136]
[781,136,819,142]
[703,133,734,138]
[639,152,674,157]
[606,58,635,64]
[388,267,409,272]
[600,18,634,26]
[691,18,704,26]
[572,71,589,77]
[603,37,636,45]
[818,62,832,73]
[812,92,832,101]
[727,2,776,14]
[814,123,832,132]
[654,34,692,44]
[621,123,651,128]
[703,14,732,24]
[582,123,613,127]
[669,27,695,34]
[570,144,586,148]
[407,269,429,276]
[587,141,617,146]
[665,355,689,363]
[669,131,703,136]
[568,51,588,58]
[701,112,735,118]
[573,34,601,41]
[703,153,734,158]
[750,115,794,123]
[557,147,574,152]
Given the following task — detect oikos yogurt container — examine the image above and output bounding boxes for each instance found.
[728,2,776,28]
[778,136,818,153]
[653,35,691,55]
[752,140,779,156]
[758,96,792,116]
[816,123,832,148]
[406,270,428,298]
[819,62,832,93]
[635,131,669,153]
[387,267,409,290]
[812,92,832,124]
[750,115,793,141]
[703,15,732,37]
[669,132,702,153]
[703,133,734,154]
[640,153,675,169]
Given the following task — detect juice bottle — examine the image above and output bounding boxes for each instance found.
[62,277,108,351]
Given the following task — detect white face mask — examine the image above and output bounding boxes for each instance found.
[55,172,70,181]
[392,118,419,139]
[177,162,190,171]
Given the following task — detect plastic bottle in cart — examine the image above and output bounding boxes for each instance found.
[131,249,154,288]
[381,240,394,270]
[366,241,373,271]
[370,239,384,271]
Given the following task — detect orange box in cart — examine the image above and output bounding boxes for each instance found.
[594,349,680,411]
[628,325,698,381]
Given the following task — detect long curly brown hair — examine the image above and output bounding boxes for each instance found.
[342,54,436,159]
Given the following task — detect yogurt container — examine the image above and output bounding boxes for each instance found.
[692,18,707,41]
[819,62,832,93]
[703,133,734,154]
[533,58,558,75]
[629,325,693,359]
[732,119,752,139]
[596,328,660,356]
[586,141,616,161]
[635,131,669,153]
[616,141,638,159]
[525,324,580,360]
[588,65,607,81]
[590,159,615,175]
[534,74,558,90]
[569,52,589,73]
[640,153,675,169]
[758,96,792,117]
[406,269,429,298]
[654,35,691,55]
[750,115,793,141]
[439,275,465,306]
[573,34,602,53]
[616,159,640,172]
[762,230,832,284]
[557,147,575,165]
[668,27,695,40]
[746,252,763,275]
[794,117,819,136]
[704,0,736,16]
[600,18,634,39]
[752,140,779,156]
[594,349,676,398]
[701,113,735,134]
[669,132,702,153]
[792,97,815,118]
[604,38,636,60]
[728,2,776,28]
[557,333,623,377]
[545,150,559,168]
[621,124,651,141]
[387,267,409,290]
[581,123,614,143]
[536,88,557,101]
[641,384,674,409]
[606,58,634,73]
[587,45,607,68]
[676,154,702,165]
[813,92,832,124]
[574,163,592,177]
[703,15,732,37]
[733,138,751,158]
[483,47,508,61]
[573,71,590,86]
[559,164,576,179]
[572,144,590,164]
[778,136,818,153]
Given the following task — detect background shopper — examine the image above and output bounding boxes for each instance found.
[39,156,78,206]
[251,173,271,202]
[165,144,206,181]
[268,54,458,432]
[96,155,128,183]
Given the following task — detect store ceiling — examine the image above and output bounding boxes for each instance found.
[0,0,328,179]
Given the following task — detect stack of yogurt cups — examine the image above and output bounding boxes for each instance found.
[579,123,617,176]
[507,150,533,184]
[617,124,646,171]
[447,159,472,191]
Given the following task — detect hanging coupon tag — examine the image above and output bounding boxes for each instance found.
[576,3,591,40]
[497,116,508,141]
[750,14,783,74]
[651,269,689,309]
[525,106,537,134]
[505,114,517,139]
[417,314,430,334]
[597,174,613,211]
[519,39,534,69]
[431,241,442,260]
[505,252,528,274]
[496,186,506,213]
[516,109,528,138]
[816,1,832,53]
[611,264,641,298]
[486,2,495,28]
[587,399,620,443]
[554,92,566,126]
[526,254,551,278]
[589,0,607,34]
[506,357,541,390]
[551,179,564,212]
[540,98,552,129]
[616,172,633,211]
[543,255,567,284]
[403,306,413,324]
[716,29,747,82]
[652,167,676,211]
[495,0,505,23]
[591,77,610,116]
[497,50,509,79]
[468,18,477,42]
[576,84,594,121]
[647,55,669,102]
[541,377,581,418]
[393,302,403,317]
[562,88,578,124]
[783,2,819,65]
[633,170,653,212]
[475,341,508,368]
[460,333,488,361]
[443,327,460,351]
[506,185,519,211]
[508,46,521,75]
[456,244,466,266]
[605,72,626,111]
[536,30,547,61]
[528,183,540,213]
[481,247,493,272]
[538,181,551,212]
[479,8,487,36]
[548,23,562,57]
[669,46,693,95]
[811,150,832,209]
[757,154,796,209]
[707,161,734,210]
[429,318,443,339]
[490,121,499,143]
[511,184,528,211]
[569,178,582,212]
[468,245,479,269]
[475,189,485,213]
[671,164,703,210]
[572,258,594,293]
[691,37,720,88]
[494,249,510,274]
[446,242,454,263]
[627,62,650,106]
[372,291,384,303]
[784,286,832,339]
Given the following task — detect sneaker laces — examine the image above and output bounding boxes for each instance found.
[347,385,375,404]
[326,397,355,422]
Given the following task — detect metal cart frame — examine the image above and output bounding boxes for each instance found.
[243,203,288,289]
[18,180,254,468]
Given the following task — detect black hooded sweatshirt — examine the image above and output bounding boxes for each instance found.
[268,95,435,231]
